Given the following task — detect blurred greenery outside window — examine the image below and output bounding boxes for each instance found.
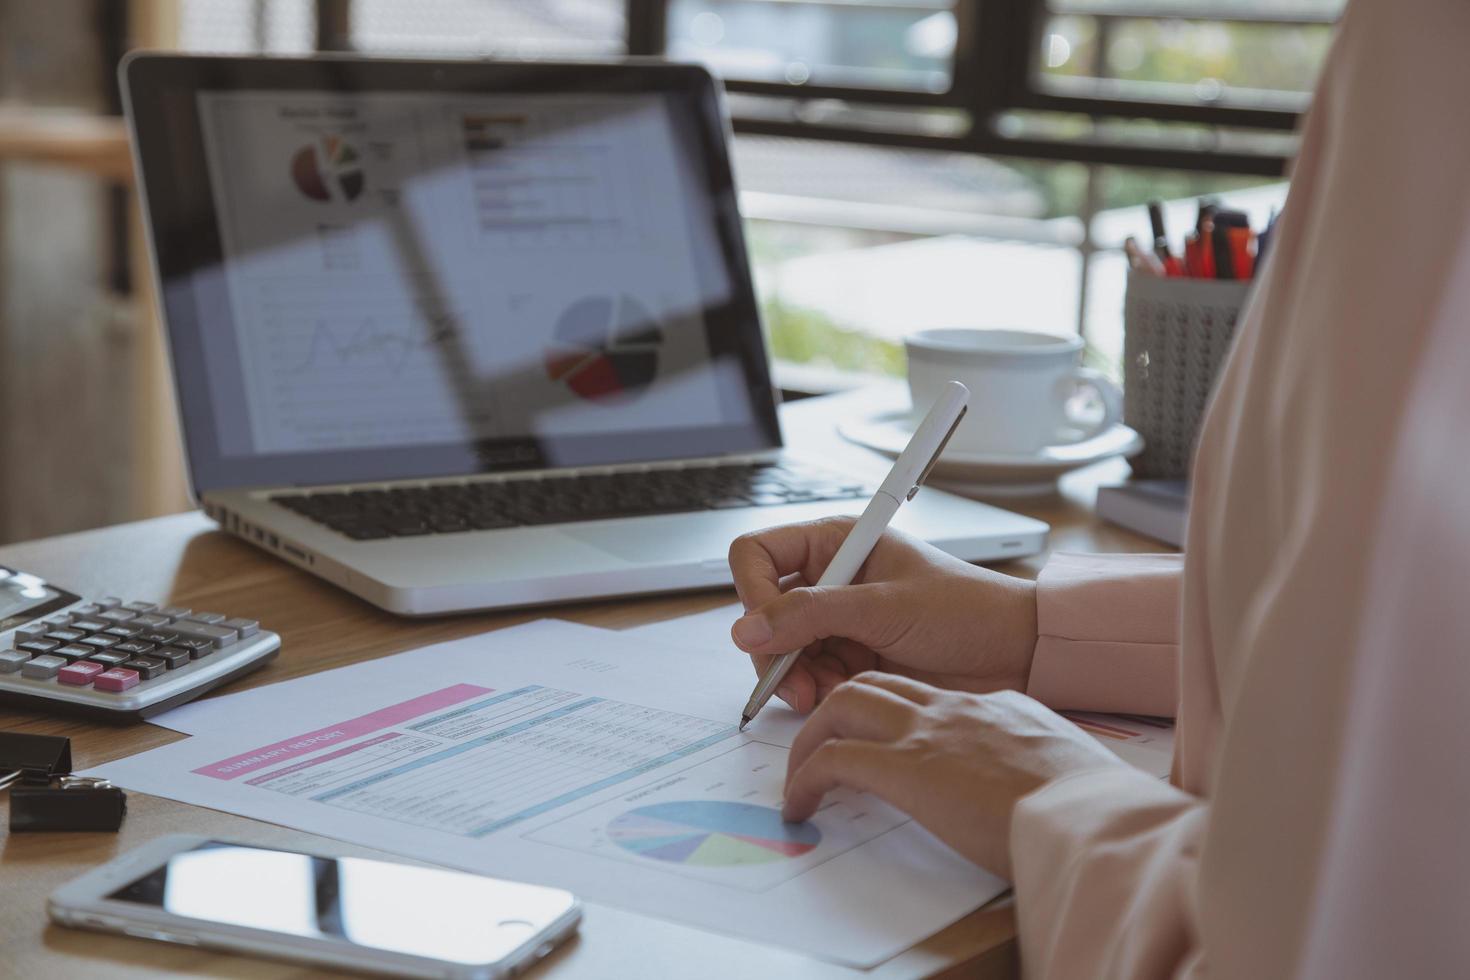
[742,154,1284,385]
[180,0,1334,385]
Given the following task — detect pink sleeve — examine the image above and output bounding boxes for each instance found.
[1025,553,1182,717]
[1010,768,1206,978]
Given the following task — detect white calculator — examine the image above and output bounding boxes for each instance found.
[0,566,279,722]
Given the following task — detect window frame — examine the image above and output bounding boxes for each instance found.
[243,0,1309,375]
[628,0,1340,175]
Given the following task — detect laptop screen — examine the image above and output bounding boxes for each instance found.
[126,58,780,493]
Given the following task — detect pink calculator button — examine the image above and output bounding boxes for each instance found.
[58,661,107,686]
[94,667,140,692]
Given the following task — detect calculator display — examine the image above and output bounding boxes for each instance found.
[0,568,79,634]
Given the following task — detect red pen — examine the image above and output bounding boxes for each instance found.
[1212,211,1253,280]
[1227,226,1256,279]
[1185,201,1217,278]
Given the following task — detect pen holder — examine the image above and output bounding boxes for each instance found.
[1123,273,1253,479]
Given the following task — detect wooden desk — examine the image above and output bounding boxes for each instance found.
[0,397,1164,979]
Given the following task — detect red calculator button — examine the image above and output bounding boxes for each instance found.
[94,667,141,692]
[58,661,107,686]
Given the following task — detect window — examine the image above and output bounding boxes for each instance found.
[350,0,626,57]
[666,0,959,94]
[180,0,316,54]
[177,1,1332,384]
[637,0,1345,173]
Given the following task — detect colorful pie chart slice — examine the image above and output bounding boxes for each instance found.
[543,295,664,403]
[606,801,820,867]
[290,137,365,203]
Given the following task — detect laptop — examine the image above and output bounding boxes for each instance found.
[122,53,1047,615]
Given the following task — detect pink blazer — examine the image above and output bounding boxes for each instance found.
[1010,2,1470,976]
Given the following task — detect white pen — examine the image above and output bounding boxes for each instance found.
[738,380,970,731]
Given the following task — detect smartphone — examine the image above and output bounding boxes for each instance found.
[49,835,581,979]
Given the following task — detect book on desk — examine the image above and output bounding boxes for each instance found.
[1096,480,1188,548]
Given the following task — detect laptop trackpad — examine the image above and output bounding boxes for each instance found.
[564,518,741,564]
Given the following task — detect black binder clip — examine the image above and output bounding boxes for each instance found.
[10,776,128,832]
[1,731,127,832]
[0,730,73,787]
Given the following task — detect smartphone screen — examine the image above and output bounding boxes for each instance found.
[106,840,574,965]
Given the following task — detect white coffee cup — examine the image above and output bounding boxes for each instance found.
[904,328,1121,456]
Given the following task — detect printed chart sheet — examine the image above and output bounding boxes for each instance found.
[100,621,1002,967]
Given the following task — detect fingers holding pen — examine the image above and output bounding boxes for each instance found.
[731,581,897,660]
[727,518,857,613]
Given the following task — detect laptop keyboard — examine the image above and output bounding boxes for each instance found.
[270,462,871,540]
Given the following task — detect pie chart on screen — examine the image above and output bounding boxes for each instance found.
[291,136,364,203]
[544,295,664,404]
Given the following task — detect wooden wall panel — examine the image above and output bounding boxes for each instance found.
[0,0,188,544]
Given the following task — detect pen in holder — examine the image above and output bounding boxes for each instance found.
[1123,272,1252,479]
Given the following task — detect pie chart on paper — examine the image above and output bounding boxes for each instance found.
[606,801,821,867]
[543,295,664,404]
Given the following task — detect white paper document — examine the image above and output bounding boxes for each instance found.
[99,621,1004,967]
[623,601,745,654]
[619,604,1177,779]
[149,609,759,738]
[159,602,1175,782]
[1061,711,1175,779]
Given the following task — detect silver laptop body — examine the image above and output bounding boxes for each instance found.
[124,53,1046,615]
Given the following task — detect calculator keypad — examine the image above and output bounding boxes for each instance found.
[152,647,192,670]
[122,656,167,680]
[59,661,106,685]
[174,638,215,659]
[1,603,265,697]
[171,622,238,648]
[94,668,140,692]
[0,650,32,672]
[22,655,66,679]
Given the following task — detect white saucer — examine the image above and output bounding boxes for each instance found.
[839,409,1143,495]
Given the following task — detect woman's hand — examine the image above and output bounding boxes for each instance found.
[782,673,1121,879]
[728,517,1038,712]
